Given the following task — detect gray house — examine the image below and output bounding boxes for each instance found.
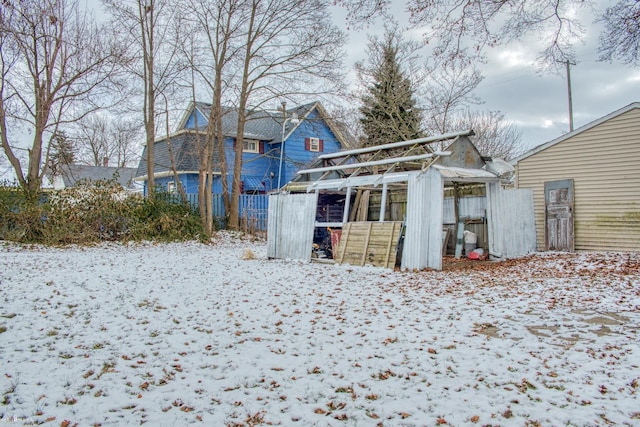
[45,164,140,192]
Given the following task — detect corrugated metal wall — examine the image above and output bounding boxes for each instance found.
[516,108,640,251]
[443,196,486,223]
[486,183,537,258]
[402,168,444,270]
[267,193,317,260]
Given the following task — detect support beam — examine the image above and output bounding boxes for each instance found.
[379,183,388,222]
[298,152,451,176]
[316,130,474,161]
[342,187,352,224]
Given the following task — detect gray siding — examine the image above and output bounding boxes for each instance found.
[402,168,444,270]
[486,183,537,258]
[267,193,317,260]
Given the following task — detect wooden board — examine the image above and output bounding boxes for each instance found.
[335,221,403,269]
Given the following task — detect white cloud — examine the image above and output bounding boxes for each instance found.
[495,49,535,69]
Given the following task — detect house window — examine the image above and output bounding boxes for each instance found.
[243,139,260,153]
[167,181,176,193]
[305,137,324,152]
[309,137,320,152]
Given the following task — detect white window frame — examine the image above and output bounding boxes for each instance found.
[243,139,260,153]
[309,137,320,152]
[167,181,176,193]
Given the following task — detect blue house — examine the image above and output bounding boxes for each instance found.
[135,101,350,199]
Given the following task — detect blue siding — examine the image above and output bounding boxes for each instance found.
[155,174,199,195]
[141,104,343,228]
[183,110,208,129]
[222,137,278,192]
[275,109,341,187]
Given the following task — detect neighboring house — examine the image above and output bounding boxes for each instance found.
[134,101,350,197]
[512,102,640,252]
[45,164,140,192]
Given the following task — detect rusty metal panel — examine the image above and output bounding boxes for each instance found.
[267,193,318,260]
[402,168,443,270]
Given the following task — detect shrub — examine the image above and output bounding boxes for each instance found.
[0,179,204,244]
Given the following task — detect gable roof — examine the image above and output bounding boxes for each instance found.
[53,165,138,189]
[176,101,352,147]
[512,102,640,164]
[135,130,219,179]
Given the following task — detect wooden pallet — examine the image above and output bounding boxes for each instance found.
[335,221,403,269]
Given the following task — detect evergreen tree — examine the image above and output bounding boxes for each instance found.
[47,131,76,176]
[358,26,423,148]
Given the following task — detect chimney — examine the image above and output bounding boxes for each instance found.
[103,157,108,167]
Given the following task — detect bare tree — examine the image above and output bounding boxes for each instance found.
[451,110,523,160]
[0,0,118,201]
[102,0,183,200]
[598,0,640,65]
[74,114,142,167]
[181,0,245,235]
[224,0,346,230]
[337,0,593,68]
[421,52,484,149]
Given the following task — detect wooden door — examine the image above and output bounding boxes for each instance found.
[544,179,574,251]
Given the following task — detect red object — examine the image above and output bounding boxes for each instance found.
[468,251,480,260]
[331,229,342,250]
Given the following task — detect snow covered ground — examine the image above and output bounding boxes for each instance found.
[1,234,639,426]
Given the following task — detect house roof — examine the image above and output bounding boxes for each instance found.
[136,101,352,179]
[512,102,640,164]
[135,130,220,179]
[178,101,352,147]
[53,165,138,189]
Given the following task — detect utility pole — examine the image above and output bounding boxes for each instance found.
[560,60,576,132]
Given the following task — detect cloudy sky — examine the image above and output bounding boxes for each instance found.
[331,0,639,151]
[2,0,637,180]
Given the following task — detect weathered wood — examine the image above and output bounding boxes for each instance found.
[384,223,397,265]
[360,222,374,266]
[336,221,403,269]
[544,179,575,251]
[338,222,351,264]
[442,228,450,255]
[454,220,465,259]
[356,190,370,221]
[349,190,363,222]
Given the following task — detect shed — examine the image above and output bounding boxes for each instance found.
[268,131,536,270]
[512,102,640,252]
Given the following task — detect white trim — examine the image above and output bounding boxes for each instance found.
[297,151,451,175]
[317,130,474,160]
[134,170,219,181]
[242,139,260,153]
[309,137,320,152]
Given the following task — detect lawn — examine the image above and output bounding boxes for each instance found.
[1,234,638,426]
